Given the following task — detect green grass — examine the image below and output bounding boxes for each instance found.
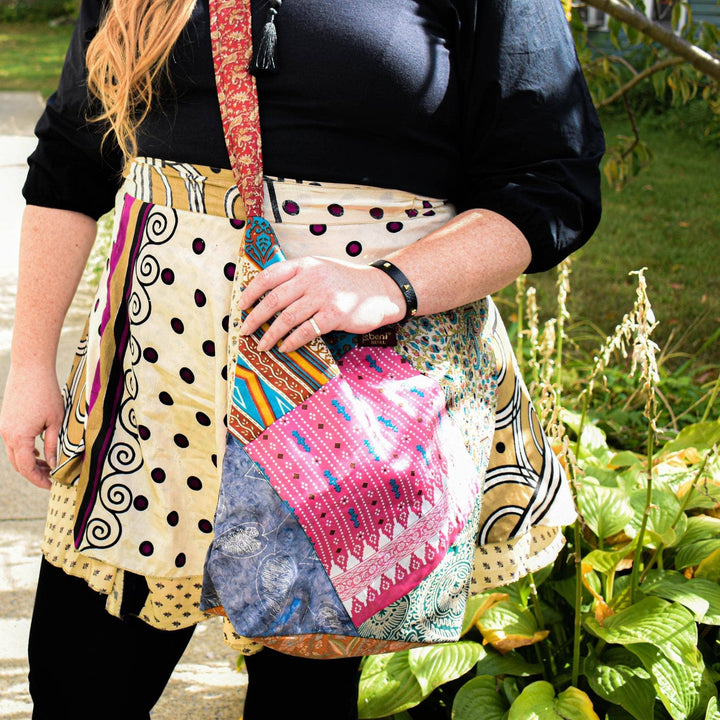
[500,113,720,371]
[0,21,74,96]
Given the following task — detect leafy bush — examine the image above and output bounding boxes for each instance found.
[357,264,720,720]
[0,0,77,22]
[568,2,720,190]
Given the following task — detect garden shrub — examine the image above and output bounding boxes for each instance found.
[357,263,720,720]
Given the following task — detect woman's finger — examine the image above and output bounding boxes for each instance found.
[239,276,306,338]
[14,438,52,490]
[4,443,17,475]
[277,317,325,354]
[43,424,59,471]
[238,260,300,311]
[254,298,322,352]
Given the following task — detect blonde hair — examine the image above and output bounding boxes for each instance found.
[86,0,198,163]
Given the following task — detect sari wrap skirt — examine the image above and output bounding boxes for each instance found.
[43,158,576,657]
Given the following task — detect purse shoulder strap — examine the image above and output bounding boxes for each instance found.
[209,0,264,217]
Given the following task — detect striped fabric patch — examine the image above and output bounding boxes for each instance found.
[228,217,339,444]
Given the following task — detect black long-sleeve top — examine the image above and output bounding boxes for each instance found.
[22,0,605,273]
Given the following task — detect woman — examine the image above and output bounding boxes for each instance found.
[0,0,604,718]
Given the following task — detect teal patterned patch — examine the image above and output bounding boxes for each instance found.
[357,490,484,642]
[395,299,497,482]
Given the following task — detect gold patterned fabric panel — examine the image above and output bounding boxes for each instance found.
[53,320,88,482]
[42,482,209,630]
[477,302,577,544]
[49,161,246,579]
[470,526,565,593]
[123,158,245,218]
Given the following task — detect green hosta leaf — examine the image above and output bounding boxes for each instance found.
[531,563,555,588]
[576,484,634,540]
[705,696,720,720]
[616,465,648,496]
[642,570,720,625]
[580,422,610,454]
[626,642,714,720]
[628,488,686,548]
[696,548,720,583]
[514,568,554,607]
[584,597,698,666]
[583,568,603,598]
[452,675,509,720]
[678,516,720,548]
[358,642,483,718]
[609,450,643,469]
[507,681,600,720]
[583,544,636,575]
[407,643,484,697]
[607,708,643,720]
[548,576,593,611]
[502,676,521,706]
[359,652,424,718]
[475,648,542,678]
[358,653,423,718]
[608,584,636,614]
[675,539,720,570]
[461,591,509,636]
[561,411,611,464]
[477,601,549,653]
[535,599,564,626]
[666,512,688,549]
[583,648,656,720]
[682,483,720,512]
[653,464,694,496]
[588,465,631,487]
[660,422,720,455]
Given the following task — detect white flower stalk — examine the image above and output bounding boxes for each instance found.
[628,269,661,432]
[531,318,558,426]
[582,268,659,426]
[515,274,527,373]
[525,286,540,386]
[554,260,572,390]
[556,259,572,328]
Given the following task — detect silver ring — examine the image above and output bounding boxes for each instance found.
[308,317,322,337]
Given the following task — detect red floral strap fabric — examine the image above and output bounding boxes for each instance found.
[209,0,264,216]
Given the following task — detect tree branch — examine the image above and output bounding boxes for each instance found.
[596,56,685,108]
[582,0,720,82]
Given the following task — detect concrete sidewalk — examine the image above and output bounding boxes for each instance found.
[0,92,246,719]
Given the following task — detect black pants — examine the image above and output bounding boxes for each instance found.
[29,558,362,719]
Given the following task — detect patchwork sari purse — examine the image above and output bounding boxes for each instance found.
[200,0,575,659]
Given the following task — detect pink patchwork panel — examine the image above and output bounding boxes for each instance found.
[245,347,481,626]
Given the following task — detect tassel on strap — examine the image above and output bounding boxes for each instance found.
[249,0,282,75]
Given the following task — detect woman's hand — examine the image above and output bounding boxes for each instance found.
[237,209,532,355]
[0,364,64,490]
[238,256,406,353]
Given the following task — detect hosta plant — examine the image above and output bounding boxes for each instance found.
[357,264,720,720]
